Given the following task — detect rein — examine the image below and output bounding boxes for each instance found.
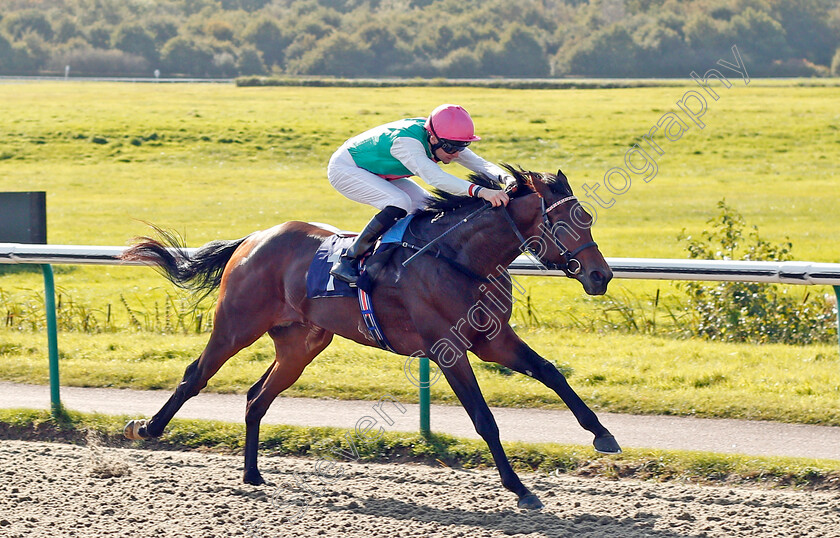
[399,191,598,281]
[502,194,598,278]
[401,203,492,268]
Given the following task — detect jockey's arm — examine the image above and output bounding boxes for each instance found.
[390,137,474,196]
[452,149,512,187]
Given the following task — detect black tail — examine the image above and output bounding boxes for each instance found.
[121,225,250,299]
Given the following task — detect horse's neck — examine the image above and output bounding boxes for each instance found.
[416,196,538,280]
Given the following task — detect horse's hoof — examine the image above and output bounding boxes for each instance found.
[123,419,149,440]
[594,434,622,454]
[517,493,544,510]
[243,470,266,486]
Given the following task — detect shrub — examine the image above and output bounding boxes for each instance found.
[237,46,266,75]
[1,31,51,74]
[204,19,235,42]
[0,286,214,334]
[484,23,550,77]
[287,32,374,77]
[677,200,837,345]
[160,36,213,76]
[112,23,158,63]
[53,17,81,44]
[212,51,237,77]
[762,58,829,78]
[727,7,790,65]
[242,16,288,68]
[85,23,112,50]
[555,24,640,77]
[354,23,414,76]
[2,9,53,41]
[434,48,483,78]
[0,33,12,69]
[46,46,150,76]
[145,18,179,48]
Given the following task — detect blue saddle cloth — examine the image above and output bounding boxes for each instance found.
[306,215,415,299]
[306,235,358,299]
[305,232,399,353]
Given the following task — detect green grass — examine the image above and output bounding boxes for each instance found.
[1,328,837,426]
[1,82,837,304]
[2,408,838,490]
[0,81,838,426]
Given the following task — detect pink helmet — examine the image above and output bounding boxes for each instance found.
[425,104,481,142]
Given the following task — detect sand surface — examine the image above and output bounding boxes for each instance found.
[2,439,839,537]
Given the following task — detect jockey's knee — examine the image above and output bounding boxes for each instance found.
[380,192,413,214]
[407,196,426,214]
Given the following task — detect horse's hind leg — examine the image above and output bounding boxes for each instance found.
[124,312,272,441]
[243,323,333,485]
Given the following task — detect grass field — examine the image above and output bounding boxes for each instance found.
[1,80,838,425]
[1,328,838,425]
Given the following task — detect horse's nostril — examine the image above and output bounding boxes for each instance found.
[591,271,605,284]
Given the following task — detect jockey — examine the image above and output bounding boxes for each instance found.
[329,103,510,285]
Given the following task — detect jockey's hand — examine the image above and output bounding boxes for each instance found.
[478,188,509,207]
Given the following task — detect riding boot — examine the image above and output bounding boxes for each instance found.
[330,205,407,286]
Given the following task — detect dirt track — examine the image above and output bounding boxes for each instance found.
[2,439,839,538]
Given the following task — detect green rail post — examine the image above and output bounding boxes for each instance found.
[41,264,61,418]
[419,357,430,435]
[835,286,840,359]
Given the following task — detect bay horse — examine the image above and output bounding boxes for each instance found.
[121,167,620,510]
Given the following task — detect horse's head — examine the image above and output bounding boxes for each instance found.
[507,167,613,295]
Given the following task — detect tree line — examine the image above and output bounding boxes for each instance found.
[1,0,838,79]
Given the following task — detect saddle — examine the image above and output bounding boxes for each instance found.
[305,215,415,299]
[304,217,417,354]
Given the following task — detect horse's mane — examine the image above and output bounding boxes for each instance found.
[416,164,574,218]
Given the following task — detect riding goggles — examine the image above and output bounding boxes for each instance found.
[438,139,470,154]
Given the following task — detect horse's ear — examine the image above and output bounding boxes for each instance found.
[557,169,567,181]
[505,166,533,195]
[529,173,553,199]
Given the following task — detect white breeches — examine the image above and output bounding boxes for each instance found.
[328,146,429,213]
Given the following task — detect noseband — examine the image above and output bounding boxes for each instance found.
[502,194,598,278]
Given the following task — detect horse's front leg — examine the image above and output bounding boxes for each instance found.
[426,340,543,510]
[472,325,621,454]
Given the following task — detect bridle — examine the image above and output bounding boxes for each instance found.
[502,193,598,278]
[401,182,598,279]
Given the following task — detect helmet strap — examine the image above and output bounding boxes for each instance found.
[427,134,443,162]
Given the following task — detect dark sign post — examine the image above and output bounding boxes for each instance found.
[0,192,47,243]
[0,192,61,417]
